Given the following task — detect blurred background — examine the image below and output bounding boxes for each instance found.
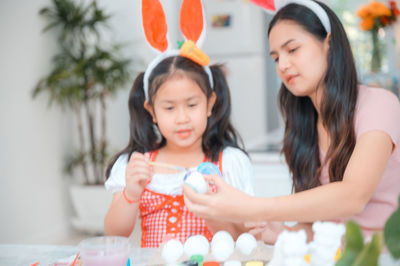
[1,0,399,246]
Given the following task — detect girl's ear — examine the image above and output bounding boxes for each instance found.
[207,92,217,117]
[324,32,331,51]
[144,101,157,123]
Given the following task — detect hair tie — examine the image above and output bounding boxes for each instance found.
[250,0,331,33]
[276,0,331,33]
[143,45,214,101]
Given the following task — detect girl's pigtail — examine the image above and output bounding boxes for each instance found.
[203,65,244,162]
[105,73,160,179]
[129,73,161,152]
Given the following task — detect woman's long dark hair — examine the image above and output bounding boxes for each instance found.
[105,56,244,178]
[268,1,358,192]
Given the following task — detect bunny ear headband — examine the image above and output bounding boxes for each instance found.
[250,0,331,33]
[142,0,213,101]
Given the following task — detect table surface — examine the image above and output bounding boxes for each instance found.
[1,244,399,266]
[0,244,156,266]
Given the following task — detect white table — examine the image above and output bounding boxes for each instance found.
[0,244,156,266]
[1,244,399,266]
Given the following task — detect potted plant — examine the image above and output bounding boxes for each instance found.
[336,195,400,266]
[34,0,132,233]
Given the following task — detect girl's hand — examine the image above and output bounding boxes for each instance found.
[124,152,152,201]
[245,221,285,245]
[183,174,257,223]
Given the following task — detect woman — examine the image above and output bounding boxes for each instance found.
[183,0,400,242]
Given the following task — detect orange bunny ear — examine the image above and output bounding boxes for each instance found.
[180,0,205,46]
[142,0,168,52]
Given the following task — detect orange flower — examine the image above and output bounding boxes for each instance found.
[369,1,392,17]
[357,5,372,18]
[357,0,399,31]
[360,16,375,31]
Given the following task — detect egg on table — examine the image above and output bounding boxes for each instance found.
[184,235,210,257]
[236,233,257,256]
[211,231,235,261]
[162,239,184,263]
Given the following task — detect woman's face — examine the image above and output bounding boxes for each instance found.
[269,20,330,98]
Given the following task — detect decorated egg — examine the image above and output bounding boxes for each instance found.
[197,162,222,176]
[184,171,208,194]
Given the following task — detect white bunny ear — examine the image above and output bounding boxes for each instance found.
[249,0,277,13]
[142,0,169,52]
[179,0,206,47]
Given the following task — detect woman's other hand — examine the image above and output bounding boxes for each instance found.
[245,221,285,245]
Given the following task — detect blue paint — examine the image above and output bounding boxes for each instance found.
[197,162,221,176]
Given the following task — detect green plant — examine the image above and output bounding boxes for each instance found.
[34,0,131,185]
[336,195,400,266]
[384,195,400,259]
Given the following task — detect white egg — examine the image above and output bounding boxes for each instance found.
[211,231,234,248]
[184,235,210,257]
[236,233,257,256]
[162,239,183,263]
[184,171,208,194]
[211,238,234,261]
[224,260,242,266]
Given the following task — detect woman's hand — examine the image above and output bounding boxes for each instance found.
[245,221,285,245]
[183,174,258,223]
[124,152,152,201]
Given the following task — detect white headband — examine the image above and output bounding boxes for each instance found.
[276,0,331,33]
[143,50,214,101]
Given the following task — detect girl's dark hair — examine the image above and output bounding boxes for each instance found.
[268,1,358,192]
[106,56,244,178]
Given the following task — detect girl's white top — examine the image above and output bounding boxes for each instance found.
[105,147,255,196]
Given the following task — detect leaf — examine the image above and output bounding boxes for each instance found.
[353,233,381,266]
[343,220,364,251]
[335,251,359,266]
[335,221,364,266]
[384,195,400,259]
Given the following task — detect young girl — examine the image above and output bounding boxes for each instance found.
[104,0,254,248]
[183,0,400,243]
[103,54,254,247]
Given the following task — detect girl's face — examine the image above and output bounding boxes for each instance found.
[145,75,216,151]
[269,20,330,99]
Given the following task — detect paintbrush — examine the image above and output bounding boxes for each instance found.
[148,161,188,172]
[71,251,80,266]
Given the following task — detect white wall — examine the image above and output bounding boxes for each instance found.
[0,0,73,243]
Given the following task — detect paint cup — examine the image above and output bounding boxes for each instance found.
[79,236,130,266]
